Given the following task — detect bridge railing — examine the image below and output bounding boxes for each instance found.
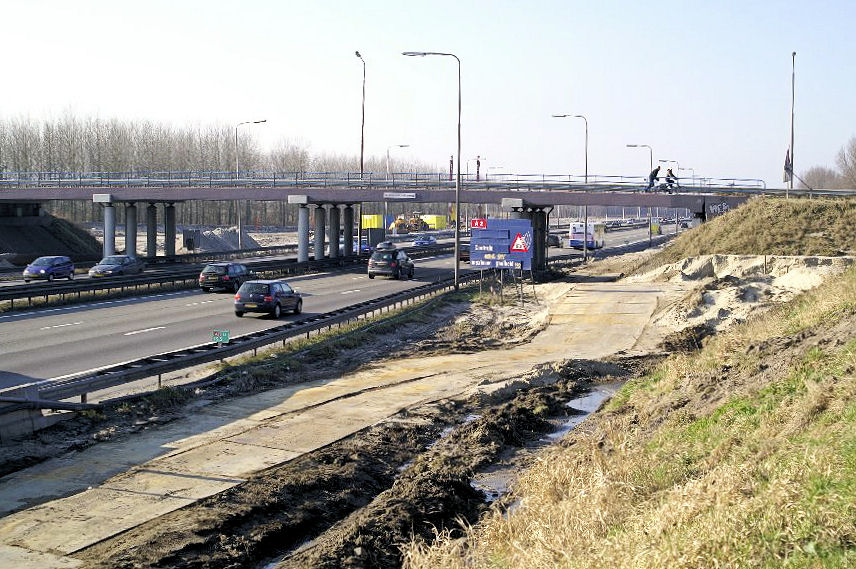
[0,170,769,192]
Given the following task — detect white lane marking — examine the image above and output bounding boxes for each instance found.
[124,326,166,336]
[0,290,192,321]
[185,300,217,307]
[341,289,361,295]
[39,321,83,330]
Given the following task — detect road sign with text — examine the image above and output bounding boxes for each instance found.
[470,219,533,270]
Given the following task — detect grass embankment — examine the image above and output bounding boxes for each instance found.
[404,199,856,568]
[629,197,856,276]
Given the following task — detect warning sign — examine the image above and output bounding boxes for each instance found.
[510,232,529,252]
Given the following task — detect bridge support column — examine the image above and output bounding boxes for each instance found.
[297,204,310,263]
[314,205,326,261]
[508,207,523,219]
[328,205,340,259]
[103,204,116,257]
[164,203,176,257]
[342,205,354,256]
[125,203,137,258]
[533,208,547,271]
[146,203,157,258]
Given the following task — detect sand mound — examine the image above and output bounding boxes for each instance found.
[628,254,855,335]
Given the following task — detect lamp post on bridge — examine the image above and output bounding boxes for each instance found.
[235,119,266,250]
[552,114,588,184]
[403,50,462,290]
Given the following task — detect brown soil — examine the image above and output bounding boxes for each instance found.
[75,361,631,569]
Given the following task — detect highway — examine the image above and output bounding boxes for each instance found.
[0,226,670,389]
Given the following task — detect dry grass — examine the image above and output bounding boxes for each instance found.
[632,197,856,276]
[403,236,856,567]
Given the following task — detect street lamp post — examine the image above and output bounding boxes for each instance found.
[355,51,366,178]
[403,50,462,289]
[679,166,695,187]
[385,144,409,239]
[552,114,588,183]
[789,50,796,196]
[235,119,266,250]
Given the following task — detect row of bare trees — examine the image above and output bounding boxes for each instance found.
[0,114,437,226]
[799,137,856,190]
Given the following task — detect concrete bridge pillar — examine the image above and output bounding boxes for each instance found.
[533,208,547,271]
[164,203,176,257]
[327,205,340,259]
[342,205,354,256]
[103,204,116,257]
[314,205,326,261]
[125,203,137,258]
[508,208,523,219]
[146,203,157,258]
[297,204,310,263]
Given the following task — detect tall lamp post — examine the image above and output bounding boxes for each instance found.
[552,114,588,183]
[403,50,462,289]
[355,51,366,178]
[235,119,266,250]
[789,50,796,196]
[385,144,410,239]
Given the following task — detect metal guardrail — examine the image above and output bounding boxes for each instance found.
[1,271,481,408]
[0,169,771,192]
[0,245,452,310]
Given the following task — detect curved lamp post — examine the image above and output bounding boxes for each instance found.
[235,119,266,250]
[403,50,461,289]
[626,143,653,173]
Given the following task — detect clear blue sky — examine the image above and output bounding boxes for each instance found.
[3,0,854,187]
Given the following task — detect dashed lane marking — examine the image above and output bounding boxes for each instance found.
[39,321,83,330]
[124,326,166,336]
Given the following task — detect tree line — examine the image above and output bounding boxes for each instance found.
[800,136,856,190]
[0,114,439,227]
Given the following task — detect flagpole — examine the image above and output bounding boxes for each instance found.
[789,51,796,198]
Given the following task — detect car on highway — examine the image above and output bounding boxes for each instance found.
[367,245,414,279]
[458,242,470,262]
[234,279,302,318]
[88,255,145,278]
[547,234,561,247]
[22,255,75,282]
[199,262,254,292]
[412,234,437,247]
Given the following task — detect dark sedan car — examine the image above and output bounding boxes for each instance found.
[234,280,302,318]
[88,255,145,278]
[367,247,414,279]
[199,262,253,292]
[23,255,75,282]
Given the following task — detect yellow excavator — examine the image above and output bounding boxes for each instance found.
[389,213,429,234]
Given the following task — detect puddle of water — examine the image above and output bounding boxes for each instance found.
[470,381,623,503]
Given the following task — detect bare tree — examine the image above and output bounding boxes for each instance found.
[800,166,841,190]
[836,137,856,189]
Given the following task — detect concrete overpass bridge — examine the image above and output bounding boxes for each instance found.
[0,170,783,268]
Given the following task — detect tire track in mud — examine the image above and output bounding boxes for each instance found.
[75,361,631,569]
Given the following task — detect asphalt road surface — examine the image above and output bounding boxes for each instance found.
[0,226,671,389]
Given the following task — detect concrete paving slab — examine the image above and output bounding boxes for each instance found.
[0,470,240,555]
[152,440,301,478]
[0,544,82,568]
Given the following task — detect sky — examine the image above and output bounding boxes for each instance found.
[3,0,855,188]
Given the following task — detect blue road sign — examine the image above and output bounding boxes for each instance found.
[470,219,533,270]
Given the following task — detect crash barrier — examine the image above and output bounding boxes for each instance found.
[0,270,484,438]
[0,245,451,311]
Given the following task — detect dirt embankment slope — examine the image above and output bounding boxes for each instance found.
[402,201,856,567]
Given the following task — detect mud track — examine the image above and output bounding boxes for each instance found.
[75,360,631,569]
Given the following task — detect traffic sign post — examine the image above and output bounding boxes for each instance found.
[212,329,231,346]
